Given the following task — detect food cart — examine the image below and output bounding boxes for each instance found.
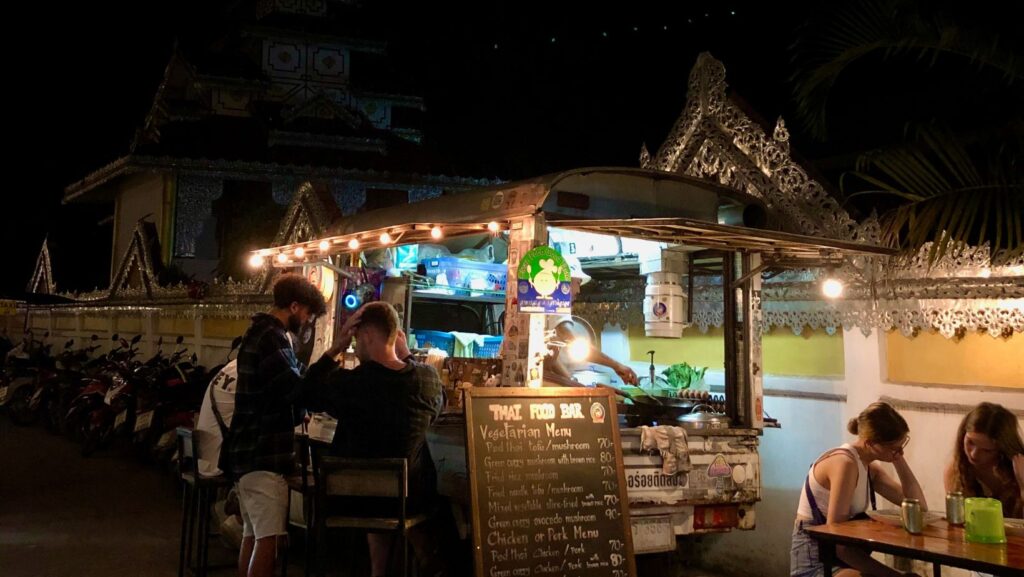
[252,167,892,553]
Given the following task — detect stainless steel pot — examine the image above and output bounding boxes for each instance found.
[676,403,731,431]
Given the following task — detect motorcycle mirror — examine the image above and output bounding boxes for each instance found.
[191,352,198,364]
[120,339,130,349]
[112,333,120,341]
[91,334,98,341]
[44,331,50,338]
[65,339,74,349]
[176,335,184,345]
[157,336,163,347]
[231,336,243,351]
[131,334,142,344]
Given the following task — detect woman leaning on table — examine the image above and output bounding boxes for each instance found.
[944,402,1024,519]
[791,402,928,577]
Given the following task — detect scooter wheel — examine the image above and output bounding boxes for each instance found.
[7,387,38,426]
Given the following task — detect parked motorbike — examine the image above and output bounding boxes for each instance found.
[1,331,54,424]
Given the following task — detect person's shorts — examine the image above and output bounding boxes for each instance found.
[237,471,289,539]
[791,519,842,577]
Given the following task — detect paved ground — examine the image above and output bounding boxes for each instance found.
[0,417,735,577]
[0,417,247,577]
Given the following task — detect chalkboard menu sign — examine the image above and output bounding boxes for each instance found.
[465,388,636,577]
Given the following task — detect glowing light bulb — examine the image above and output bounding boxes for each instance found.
[348,238,360,250]
[822,278,844,299]
[487,221,500,233]
[294,247,305,258]
[567,339,589,362]
[319,240,330,252]
[380,232,392,245]
[431,226,443,239]
[276,253,288,264]
[248,254,264,268]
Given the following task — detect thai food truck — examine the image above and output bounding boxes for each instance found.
[252,167,890,554]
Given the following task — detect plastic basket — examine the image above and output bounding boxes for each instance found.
[477,336,503,358]
[411,329,456,356]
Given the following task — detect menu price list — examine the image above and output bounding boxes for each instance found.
[467,389,635,577]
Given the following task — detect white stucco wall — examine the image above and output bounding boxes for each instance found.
[112,173,165,281]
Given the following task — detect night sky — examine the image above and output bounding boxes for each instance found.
[4,1,1020,295]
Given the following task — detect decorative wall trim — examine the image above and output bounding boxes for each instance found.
[880,395,1024,418]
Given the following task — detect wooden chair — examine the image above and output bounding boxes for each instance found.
[312,456,431,577]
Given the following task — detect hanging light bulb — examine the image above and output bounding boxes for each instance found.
[276,253,288,264]
[319,240,330,252]
[294,247,305,258]
[822,278,844,299]
[487,221,500,233]
[379,232,392,245]
[248,254,264,268]
[430,226,443,240]
[348,238,360,250]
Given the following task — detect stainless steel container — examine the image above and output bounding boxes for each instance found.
[945,491,965,525]
[901,498,924,534]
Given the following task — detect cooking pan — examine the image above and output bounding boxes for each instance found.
[615,388,695,426]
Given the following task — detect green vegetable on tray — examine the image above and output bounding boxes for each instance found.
[661,362,707,391]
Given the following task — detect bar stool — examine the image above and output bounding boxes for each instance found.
[286,433,317,577]
[176,427,233,577]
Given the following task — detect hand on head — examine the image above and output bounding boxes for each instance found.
[325,309,364,358]
[394,328,411,360]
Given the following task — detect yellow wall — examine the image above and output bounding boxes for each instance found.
[83,316,107,332]
[628,325,844,377]
[158,317,194,336]
[54,315,76,330]
[203,318,250,339]
[116,316,142,333]
[887,330,1024,388]
[763,326,845,377]
[629,326,725,370]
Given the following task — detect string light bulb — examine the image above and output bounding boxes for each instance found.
[294,247,305,258]
[248,254,264,268]
[431,226,443,240]
[319,240,330,252]
[276,253,288,264]
[379,232,392,245]
[348,238,360,250]
[487,221,500,233]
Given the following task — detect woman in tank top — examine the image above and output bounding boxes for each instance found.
[791,402,928,577]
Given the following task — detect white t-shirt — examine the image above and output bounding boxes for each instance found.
[196,360,237,477]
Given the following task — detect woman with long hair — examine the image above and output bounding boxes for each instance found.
[944,402,1024,518]
[791,402,927,577]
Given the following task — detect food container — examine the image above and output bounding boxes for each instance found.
[676,403,731,431]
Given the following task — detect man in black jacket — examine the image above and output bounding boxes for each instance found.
[300,301,444,577]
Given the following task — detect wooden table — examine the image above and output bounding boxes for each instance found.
[805,519,1023,577]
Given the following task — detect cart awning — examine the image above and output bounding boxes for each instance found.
[547,217,894,261]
